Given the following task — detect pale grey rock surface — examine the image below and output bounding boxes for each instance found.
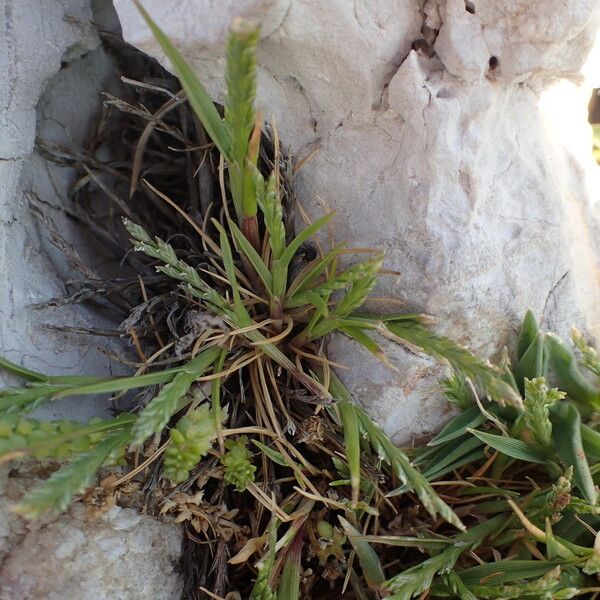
[0,0,128,421]
[0,467,183,600]
[0,3,185,596]
[115,0,600,443]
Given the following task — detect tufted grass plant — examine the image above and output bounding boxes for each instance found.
[5,5,600,599]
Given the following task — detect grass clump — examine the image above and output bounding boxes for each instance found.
[3,5,600,599]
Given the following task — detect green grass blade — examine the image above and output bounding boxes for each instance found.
[213,220,249,321]
[338,400,361,506]
[467,428,549,464]
[229,219,273,292]
[357,313,425,323]
[252,439,288,467]
[0,355,114,386]
[457,560,559,586]
[51,368,182,400]
[421,436,483,477]
[414,439,456,467]
[415,431,477,470]
[272,213,334,298]
[327,374,463,530]
[349,569,371,600]
[211,349,227,451]
[12,428,130,519]
[0,356,54,383]
[338,326,386,363]
[278,527,303,600]
[352,535,450,550]
[286,243,346,298]
[421,448,486,482]
[427,406,485,446]
[132,1,231,158]
[338,516,386,591]
[250,519,278,600]
[550,402,598,504]
[279,213,334,269]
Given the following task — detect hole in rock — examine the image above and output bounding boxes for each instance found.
[589,88,600,163]
[488,56,499,70]
[412,38,434,58]
[465,1,476,14]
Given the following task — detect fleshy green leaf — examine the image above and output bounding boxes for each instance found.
[518,310,540,360]
[514,332,547,393]
[581,424,600,463]
[550,401,598,505]
[546,333,600,409]
[467,428,549,464]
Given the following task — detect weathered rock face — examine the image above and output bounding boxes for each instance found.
[116,0,600,443]
[0,4,185,594]
[0,467,183,600]
[0,0,128,421]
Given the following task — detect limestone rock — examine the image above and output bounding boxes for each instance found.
[115,0,600,443]
[0,468,183,600]
[0,4,184,597]
[0,0,129,421]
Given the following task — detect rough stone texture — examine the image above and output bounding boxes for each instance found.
[116,0,600,443]
[0,4,184,596]
[0,0,129,421]
[0,467,183,600]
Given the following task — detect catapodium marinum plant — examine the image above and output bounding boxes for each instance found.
[4,3,600,599]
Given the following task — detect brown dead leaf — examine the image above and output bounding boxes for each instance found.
[228,532,268,564]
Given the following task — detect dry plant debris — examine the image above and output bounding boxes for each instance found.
[2,5,600,600]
